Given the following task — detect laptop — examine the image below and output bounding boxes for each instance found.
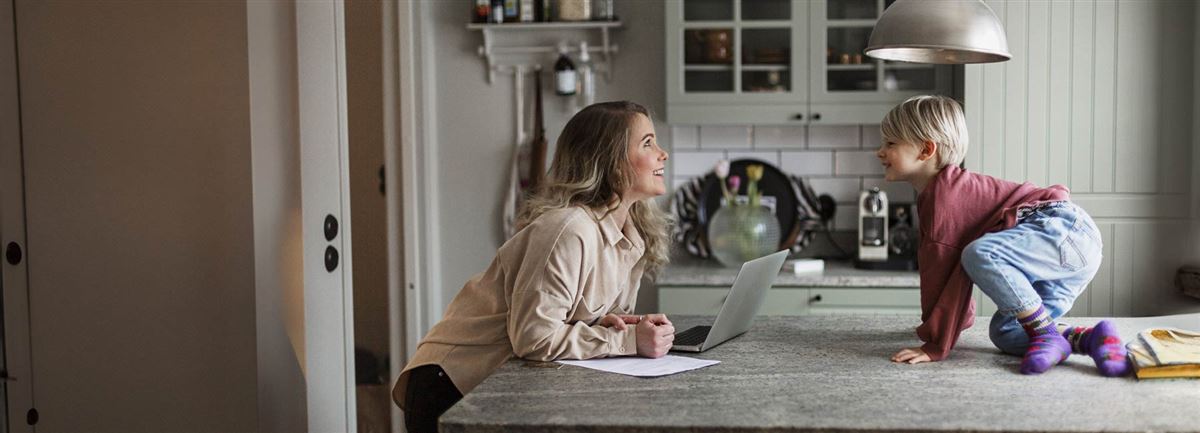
[669,249,789,353]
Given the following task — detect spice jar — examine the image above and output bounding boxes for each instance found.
[556,0,591,21]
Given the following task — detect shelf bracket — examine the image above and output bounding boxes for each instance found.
[470,22,622,85]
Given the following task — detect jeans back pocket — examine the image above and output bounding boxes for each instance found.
[1059,215,1100,272]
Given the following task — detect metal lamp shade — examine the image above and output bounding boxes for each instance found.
[865,0,1011,64]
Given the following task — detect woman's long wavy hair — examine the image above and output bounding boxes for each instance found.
[517,101,673,276]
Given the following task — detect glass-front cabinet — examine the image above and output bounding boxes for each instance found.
[666,0,954,125]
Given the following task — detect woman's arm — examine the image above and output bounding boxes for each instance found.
[506,228,639,361]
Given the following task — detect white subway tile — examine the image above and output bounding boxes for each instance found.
[807,177,861,204]
[780,151,833,176]
[671,125,699,150]
[862,124,882,150]
[835,151,884,176]
[752,125,806,149]
[862,177,917,203]
[834,204,859,232]
[671,151,726,177]
[726,150,780,167]
[699,125,752,149]
[808,125,861,149]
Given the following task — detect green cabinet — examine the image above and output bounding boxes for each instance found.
[665,0,954,125]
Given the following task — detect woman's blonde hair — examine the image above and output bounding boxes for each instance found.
[880,95,968,168]
[517,101,673,276]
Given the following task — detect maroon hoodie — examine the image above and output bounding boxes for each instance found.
[915,165,1070,360]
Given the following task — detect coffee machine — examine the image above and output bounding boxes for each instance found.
[855,188,919,270]
[857,188,888,262]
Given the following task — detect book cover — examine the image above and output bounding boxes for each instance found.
[1127,338,1200,380]
[1140,328,1200,365]
[1126,327,1200,380]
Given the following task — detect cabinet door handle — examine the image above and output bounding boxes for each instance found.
[809,294,823,303]
[811,113,822,121]
[792,113,804,120]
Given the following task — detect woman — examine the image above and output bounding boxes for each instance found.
[393,101,677,432]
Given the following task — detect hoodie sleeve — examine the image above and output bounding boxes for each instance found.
[914,241,976,361]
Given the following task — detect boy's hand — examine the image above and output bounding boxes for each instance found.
[891,347,931,364]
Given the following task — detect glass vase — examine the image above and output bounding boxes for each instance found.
[707,205,781,267]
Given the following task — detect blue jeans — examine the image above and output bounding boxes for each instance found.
[960,201,1103,356]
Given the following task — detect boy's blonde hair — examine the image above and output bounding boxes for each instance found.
[880,95,968,168]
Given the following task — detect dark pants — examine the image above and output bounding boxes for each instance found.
[404,364,463,433]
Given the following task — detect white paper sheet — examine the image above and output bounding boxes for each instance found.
[557,355,720,377]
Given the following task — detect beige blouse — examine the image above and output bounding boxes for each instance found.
[392,206,647,408]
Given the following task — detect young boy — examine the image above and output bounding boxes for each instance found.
[878,95,1129,376]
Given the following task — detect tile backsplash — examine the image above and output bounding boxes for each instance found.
[668,124,916,234]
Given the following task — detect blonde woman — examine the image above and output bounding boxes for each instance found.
[393,101,676,432]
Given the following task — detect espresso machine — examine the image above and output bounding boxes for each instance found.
[857,188,888,262]
[855,188,919,270]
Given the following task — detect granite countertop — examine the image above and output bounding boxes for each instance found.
[656,254,920,288]
[441,314,1200,433]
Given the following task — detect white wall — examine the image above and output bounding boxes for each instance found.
[425,0,668,318]
[248,1,309,432]
[966,0,1200,317]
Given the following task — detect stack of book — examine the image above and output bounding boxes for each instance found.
[1126,327,1200,380]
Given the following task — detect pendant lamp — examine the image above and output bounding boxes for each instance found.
[865,0,1011,64]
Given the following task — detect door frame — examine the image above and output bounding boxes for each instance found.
[297,0,357,430]
[0,0,33,430]
[386,0,442,380]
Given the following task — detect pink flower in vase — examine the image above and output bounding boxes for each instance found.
[727,175,741,206]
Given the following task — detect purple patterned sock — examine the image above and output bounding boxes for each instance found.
[1018,305,1070,375]
[1063,320,1131,377]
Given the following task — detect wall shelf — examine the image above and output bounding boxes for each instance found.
[467,21,622,84]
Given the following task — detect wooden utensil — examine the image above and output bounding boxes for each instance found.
[528,69,548,190]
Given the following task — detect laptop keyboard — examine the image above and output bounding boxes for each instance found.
[674,326,711,347]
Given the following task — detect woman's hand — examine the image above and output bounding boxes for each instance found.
[635,314,674,358]
[891,347,931,364]
[596,313,643,331]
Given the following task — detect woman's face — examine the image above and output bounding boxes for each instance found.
[624,114,668,202]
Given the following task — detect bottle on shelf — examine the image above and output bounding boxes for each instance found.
[592,0,613,21]
[577,41,595,106]
[554,44,577,96]
[490,0,505,23]
[519,0,534,22]
[473,0,490,23]
[504,0,518,21]
[538,0,552,22]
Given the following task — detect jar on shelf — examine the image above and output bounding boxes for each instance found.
[556,0,591,21]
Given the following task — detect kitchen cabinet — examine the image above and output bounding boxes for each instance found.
[665,0,953,125]
[659,285,920,316]
[660,285,1006,317]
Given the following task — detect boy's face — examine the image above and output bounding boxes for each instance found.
[876,138,932,182]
